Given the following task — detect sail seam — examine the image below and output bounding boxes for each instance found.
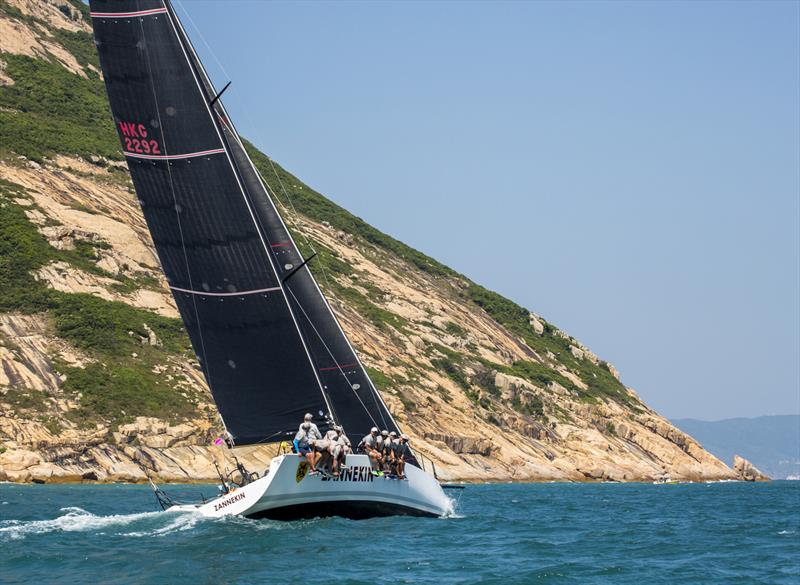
[124,148,224,160]
[170,285,281,297]
[163,2,336,429]
[91,8,167,18]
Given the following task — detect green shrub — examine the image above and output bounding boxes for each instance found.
[62,362,194,426]
[512,393,544,418]
[333,285,407,333]
[434,384,452,401]
[445,321,467,337]
[51,293,187,357]
[431,358,469,391]
[365,366,392,390]
[0,55,119,161]
[0,182,58,311]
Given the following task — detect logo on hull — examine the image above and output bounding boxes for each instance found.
[296,460,310,483]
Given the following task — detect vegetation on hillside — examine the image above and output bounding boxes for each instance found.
[0,55,119,162]
[0,179,198,429]
[0,4,639,439]
[467,283,635,405]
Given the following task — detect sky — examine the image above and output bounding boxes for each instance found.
[176,0,799,421]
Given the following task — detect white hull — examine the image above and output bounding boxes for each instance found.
[173,454,453,520]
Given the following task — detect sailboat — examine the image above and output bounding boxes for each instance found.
[88,0,452,519]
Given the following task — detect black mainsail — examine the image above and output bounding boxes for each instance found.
[90,0,401,445]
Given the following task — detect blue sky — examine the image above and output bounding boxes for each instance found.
[177,0,799,420]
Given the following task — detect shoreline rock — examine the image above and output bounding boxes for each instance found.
[732,455,770,482]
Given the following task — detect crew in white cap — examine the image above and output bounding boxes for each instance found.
[331,425,351,476]
[378,430,390,472]
[359,427,383,475]
[395,433,411,480]
[301,413,322,441]
[384,431,399,475]
[295,413,323,472]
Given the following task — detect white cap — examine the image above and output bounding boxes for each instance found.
[304,413,313,421]
[389,431,397,437]
[381,430,389,436]
[401,433,409,441]
[370,427,379,434]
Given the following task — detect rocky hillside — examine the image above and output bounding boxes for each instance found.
[0,0,736,483]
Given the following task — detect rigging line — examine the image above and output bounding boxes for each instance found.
[164,2,337,425]
[137,7,219,435]
[256,162,339,297]
[264,156,316,251]
[285,285,380,429]
[257,162,346,322]
[174,0,231,80]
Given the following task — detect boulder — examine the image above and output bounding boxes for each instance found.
[733,455,769,482]
[528,313,544,335]
[142,323,161,347]
[569,345,585,360]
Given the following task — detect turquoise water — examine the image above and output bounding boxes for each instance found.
[1,481,798,584]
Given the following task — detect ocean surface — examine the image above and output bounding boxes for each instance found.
[1,481,797,584]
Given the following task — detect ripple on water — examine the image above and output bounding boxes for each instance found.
[0,482,797,584]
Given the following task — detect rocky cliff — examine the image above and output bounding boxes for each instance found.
[0,0,736,483]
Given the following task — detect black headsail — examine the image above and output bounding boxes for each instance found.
[90,0,401,444]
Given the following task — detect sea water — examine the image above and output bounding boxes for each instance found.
[1,481,797,584]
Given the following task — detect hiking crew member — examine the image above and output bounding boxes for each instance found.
[395,434,411,479]
[359,427,382,472]
[331,426,351,476]
[293,422,318,469]
[376,430,385,453]
[303,413,322,441]
[321,426,343,476]
[323,426,340,444]
[294,414,322,471]
[311,435,333,475]
[385,430,399,474]
[380,430,392,472]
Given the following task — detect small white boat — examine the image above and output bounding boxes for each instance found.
[172,454,452,520]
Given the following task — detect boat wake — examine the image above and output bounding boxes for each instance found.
[0,505,343,541]
[0,507,203,541]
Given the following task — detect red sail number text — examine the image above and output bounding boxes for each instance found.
[119,121,161,155]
